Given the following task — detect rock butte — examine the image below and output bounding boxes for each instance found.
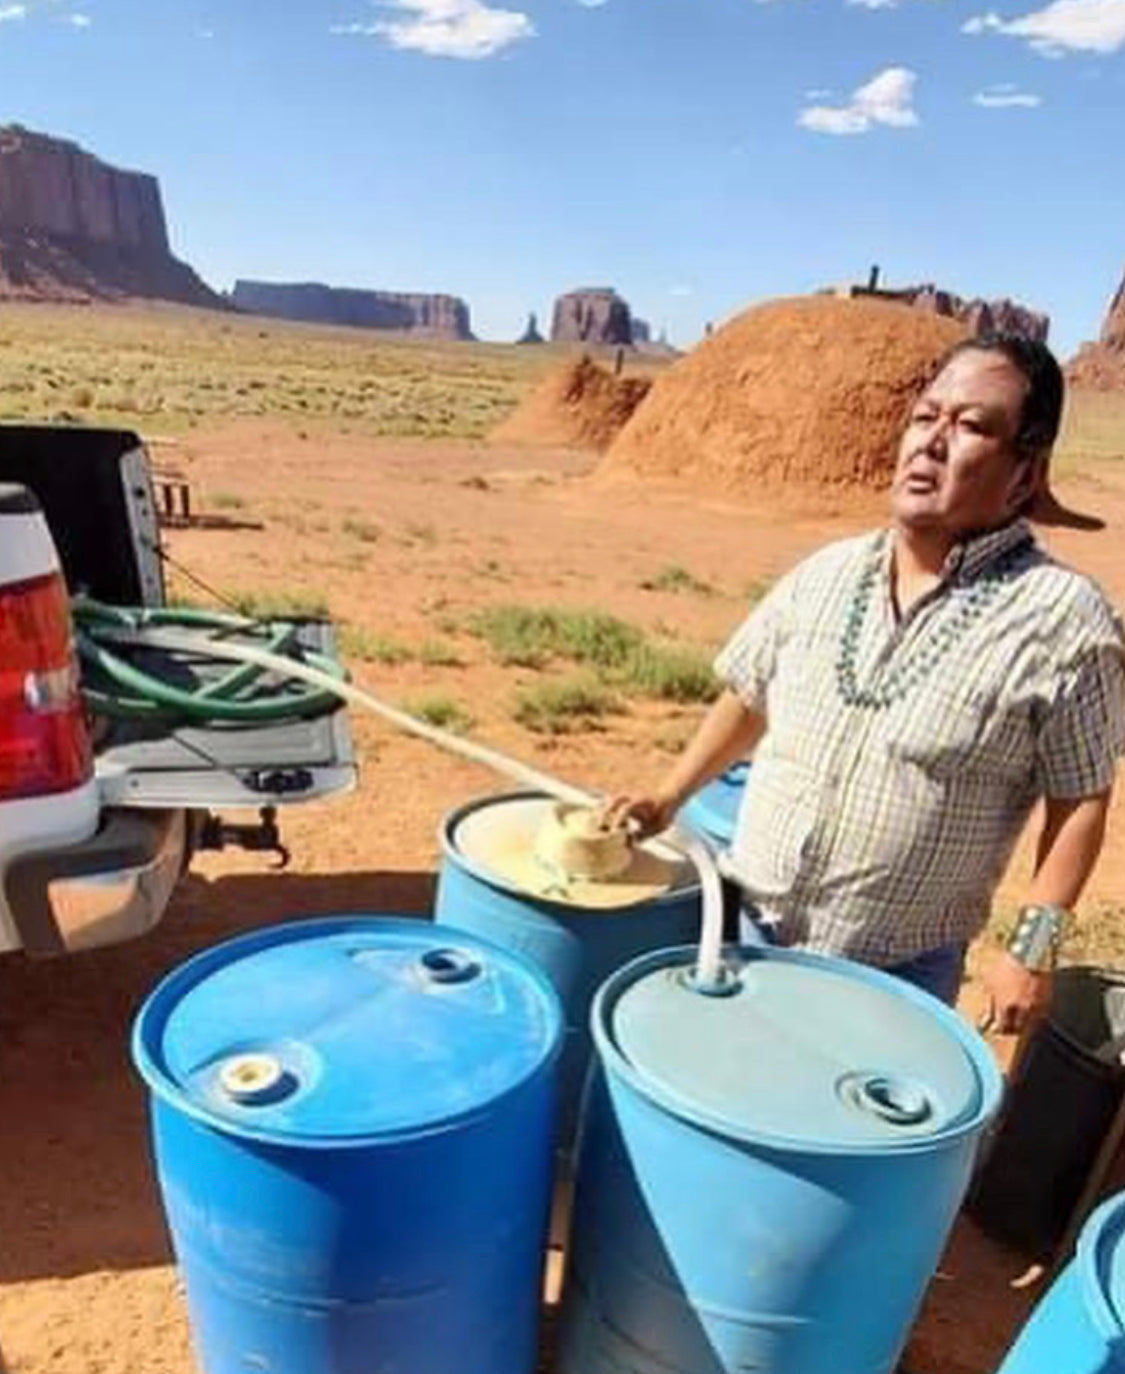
[0,124,221,307]
[551,288,635,347]
[231,280,474,341]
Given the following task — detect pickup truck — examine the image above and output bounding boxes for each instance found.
[0,425,356,957]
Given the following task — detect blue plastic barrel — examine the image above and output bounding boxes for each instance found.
[559,943,1003,1374]
[678,761,750,852]
[998,1192,1125,1373]
[132,916,563,1374]
[436,792,701,1151]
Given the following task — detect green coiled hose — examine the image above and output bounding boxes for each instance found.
[73,599,349,724]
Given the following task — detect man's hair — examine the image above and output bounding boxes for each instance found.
[937,332,1065,461]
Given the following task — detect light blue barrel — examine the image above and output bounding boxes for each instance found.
[678,761,750,853]
[998,1192,1125,1373]
[132,916,563,1374]
[559,943,1003,1374]
[436,792,701,1150]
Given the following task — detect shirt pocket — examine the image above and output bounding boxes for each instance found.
[886,683,1034,783]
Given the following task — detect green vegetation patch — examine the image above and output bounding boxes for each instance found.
[230,589,330,620]
[512,676,623,735]
[403,694,475,734]
[0,301,599,439]
[613,643,719,704]
[471,602,719,705]
[468,605,644,670]
[338,627,414,665]
[640,564,714,596]
[418,638,465,667]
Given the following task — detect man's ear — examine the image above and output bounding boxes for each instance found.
[1007,452,1047,517]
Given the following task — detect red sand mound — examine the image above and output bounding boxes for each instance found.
[599,296,969,493]
[491,355,652,452]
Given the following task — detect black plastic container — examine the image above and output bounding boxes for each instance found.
[969,966,1125,1257]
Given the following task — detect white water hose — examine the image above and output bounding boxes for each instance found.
[92,625,730,992]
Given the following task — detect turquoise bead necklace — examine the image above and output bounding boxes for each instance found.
[835,537,1032,710]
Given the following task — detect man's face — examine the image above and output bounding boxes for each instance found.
[891,349,1039,539]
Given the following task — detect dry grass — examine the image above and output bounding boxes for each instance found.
[512,675,623,734]
[229,588,331,620]
[640,564,714,596]
[0,301,668,438]
[402,694,475,734]
[338,627,414,665]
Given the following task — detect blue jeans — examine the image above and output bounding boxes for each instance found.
[885,943,967,1006]
[738,908,966,1006]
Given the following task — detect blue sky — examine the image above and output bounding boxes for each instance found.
[0,0,1122,354]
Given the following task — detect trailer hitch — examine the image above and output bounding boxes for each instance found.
[197,806,291,869]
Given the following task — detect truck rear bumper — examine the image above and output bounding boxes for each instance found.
[3,808,186,956]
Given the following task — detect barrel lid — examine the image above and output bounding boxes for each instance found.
[678,763,749,850]
[444,792,697,907]
[598,946,1001,1153]
[133,917,563,1146]
[1080,1192,1125,1338]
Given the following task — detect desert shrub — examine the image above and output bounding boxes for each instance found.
[640,564,713,596]
[418,639,465,667]
[512,676,622,734]
[403,694,474,733]
[342,516,381,543]
[614,643,719,704]
[338,628,413,665]
[230,589,330,620]
[469,605,643,671]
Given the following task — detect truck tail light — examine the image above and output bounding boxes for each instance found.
[0,571,93,802]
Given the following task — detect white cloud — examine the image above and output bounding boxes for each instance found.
[972,82,1042,102]
[669,284,694,297]
[847,0,949,8]
[197,26,214,38]
[576,0,609,6]
[0,3,94,27]
[798,66,919,134]
[332,0,534,58]
[962,0,1125,54]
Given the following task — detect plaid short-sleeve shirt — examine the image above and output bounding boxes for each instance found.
[714,519,1125,965]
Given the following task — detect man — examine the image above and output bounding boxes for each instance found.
[610,334,1125,1031]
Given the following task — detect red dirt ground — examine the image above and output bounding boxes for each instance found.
[2,419,1125,1373]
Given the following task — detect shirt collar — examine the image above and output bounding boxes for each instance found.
[881,517,1035,585]
[944,518,1035,581]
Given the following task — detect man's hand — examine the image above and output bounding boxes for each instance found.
[982,950,1053,1035]
[602,692,766,843]
[601,792,681,841]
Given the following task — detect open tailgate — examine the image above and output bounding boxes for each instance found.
[92,621,358,809]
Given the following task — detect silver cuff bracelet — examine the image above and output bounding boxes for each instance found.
[1007,904,1069,972]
